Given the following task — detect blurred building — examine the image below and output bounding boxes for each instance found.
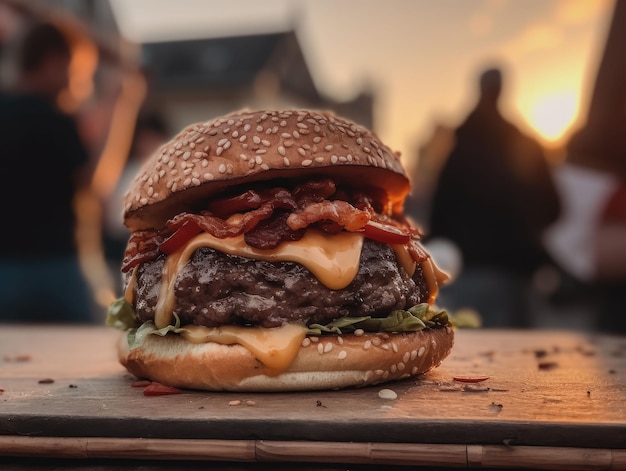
[139,29,374,136]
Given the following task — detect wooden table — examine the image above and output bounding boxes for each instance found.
[1,325,625,470]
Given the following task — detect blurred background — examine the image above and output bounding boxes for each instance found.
[0,0,624,333]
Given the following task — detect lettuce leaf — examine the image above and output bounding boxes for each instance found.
[307,303,451,335]
[106,297,453,350]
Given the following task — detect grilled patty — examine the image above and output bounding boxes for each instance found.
[130,239,430,328]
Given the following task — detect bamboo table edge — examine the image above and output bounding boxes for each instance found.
[0,436,625,470]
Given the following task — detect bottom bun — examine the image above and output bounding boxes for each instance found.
[118,327,455,392]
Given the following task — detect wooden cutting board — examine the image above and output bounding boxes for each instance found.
[1,325,625,467]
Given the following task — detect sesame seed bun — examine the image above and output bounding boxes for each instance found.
[117,327,455,392]
[123,109,410,231]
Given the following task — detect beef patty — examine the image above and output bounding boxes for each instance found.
[129,239,430,328]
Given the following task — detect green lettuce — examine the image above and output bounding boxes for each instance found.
[307,303,451,335]
[106,298,454,350]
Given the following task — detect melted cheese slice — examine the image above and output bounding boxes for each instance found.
[180,323,307,375]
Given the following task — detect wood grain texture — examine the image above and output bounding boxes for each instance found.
[1,325,625,457]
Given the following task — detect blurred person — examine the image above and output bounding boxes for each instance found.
[427,66,560,327]
[0,21,97,323]
[102,108,169,295]
[594,179,626,334]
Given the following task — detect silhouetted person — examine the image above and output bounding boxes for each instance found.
[0,21,96,323]
[427,67,560,327]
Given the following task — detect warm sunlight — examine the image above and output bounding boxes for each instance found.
[527,91,579,143]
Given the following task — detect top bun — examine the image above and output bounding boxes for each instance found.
[123,109,410,231]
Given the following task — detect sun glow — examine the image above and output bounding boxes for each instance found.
[526,91,578,143]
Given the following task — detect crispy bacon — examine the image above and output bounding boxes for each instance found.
[286,200,370,232]
[122,178,407,271]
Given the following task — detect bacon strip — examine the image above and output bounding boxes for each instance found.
[286,200,370,232]
[122,178,407,272]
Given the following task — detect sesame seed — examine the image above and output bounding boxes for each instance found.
[244,124,251,132]
[324,145,333,151]
[283,157,290,166]
[281,132,291,139]
[354,329,364,337]
[375,369,384,376]
[392,343,398,353]
[223,141,231,150]
[203,173,214,180]
[297,122,308,129]
[297,147,306,156]
[278,146,286,156]
[314,156,324,163]
[256,149,267,154]
[253,136,261,144]
[255,155,263,164]
[317,343,324,355]
[391,364,397,373]
[363,146,371,153]
[410,350,417,361]
[301,159,312,167]
[260,163,269,170]
[309,336,319,342]
[217,138,228,147]
[194,152,205,158]
[418,346,426,357]
[216,147,223,156]
[337,336,344,345]
[398,362,406,371]
[338,351,347,360]
[283,140,294,147]
[363,340,372,350]
[382,344,390,351]
[240,154,248,161]
[411,366,419,375]
[256,125,263,132]
[218,164,226,173]
[301,338,311,347]
[293,131,300,139]
[323,343,333,353]
[261,139,270,147]
[192,177,200,186]
[183,177,191,186]
[175,143,182,150]
[313,136,322,143]
[330,155,338,164]
[403,352,410,363]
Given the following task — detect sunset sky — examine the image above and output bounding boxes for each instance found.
[110,0,615,172]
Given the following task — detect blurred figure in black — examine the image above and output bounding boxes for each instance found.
[427,66,560,327]
[0,21,96,323]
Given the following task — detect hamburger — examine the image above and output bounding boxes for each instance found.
[107,108,454,391]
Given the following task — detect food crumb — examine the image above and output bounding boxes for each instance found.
[316,400,326,408]
[378,388,398,400]
[68,384,78,388]
[245,400,256,406]
[228,400,242,406]
[38,378,54,384]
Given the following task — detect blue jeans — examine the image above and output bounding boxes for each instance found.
[437,266,531,328]
[0,256,97,324]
